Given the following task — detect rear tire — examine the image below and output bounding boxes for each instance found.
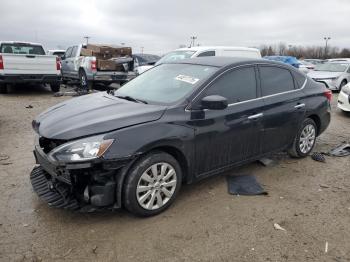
[0,83,8,94]
[50,83,60,93]
[79,70,93,91]
[123,151,182,217]
[339,80,347,92]
[288,118,317,158]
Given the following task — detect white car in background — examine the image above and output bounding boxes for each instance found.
[156,46,262,66]
[307,62,350,91]
[337,83,350,112]
[47,49,66,59]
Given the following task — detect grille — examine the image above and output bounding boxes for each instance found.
[39,137,66,154]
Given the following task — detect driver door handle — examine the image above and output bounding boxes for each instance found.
[248,113,264,120]
[294,103,305,109]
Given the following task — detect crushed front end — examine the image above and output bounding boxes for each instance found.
[31,135,129,212]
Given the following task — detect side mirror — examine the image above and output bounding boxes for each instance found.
[61,55,66,60]
[201,95,228,110]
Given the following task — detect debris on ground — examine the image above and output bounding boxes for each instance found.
[63,248,73,257]
[325,242,328,253]
[319,184,330,188]
[227,174,268,195]
[311,152,326,162]
[258,157,277,167]
[92,245,98,254]
[328,143,350,157]
[273,223,286,231]
[313,142,350,162]
[25,105,33,109]
[0,154,9,161]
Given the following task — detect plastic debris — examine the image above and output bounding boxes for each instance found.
[25,105,33,108]
[311,152,326,162]
[325,242,328,253]
[227,175,267,195]
[328,143,350,157]
[258,157,277,167]
[273,223,286,231]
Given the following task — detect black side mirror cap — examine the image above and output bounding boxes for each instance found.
[201,95,228,110]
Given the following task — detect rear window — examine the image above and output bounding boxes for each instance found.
[0,43,45,55]
[260,66,295,96]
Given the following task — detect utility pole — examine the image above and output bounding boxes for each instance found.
[324,37,331,59]
[141,47,144,54]
[190,36,197,47]
[84,36,90,45]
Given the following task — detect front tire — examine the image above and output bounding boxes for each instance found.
[339,80,347,92]
[288,118,317,158]
[123,151,182,217]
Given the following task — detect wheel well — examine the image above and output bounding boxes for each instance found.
[147,146,189,182]
[307,114,321,136]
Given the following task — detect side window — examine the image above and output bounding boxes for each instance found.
[292,70,306,89]
[205,66,257,104]
[71,46,78,57]
[65,47,73,58]
[197,51,215,57]
[260,66,295,96]
[347,67,350,73]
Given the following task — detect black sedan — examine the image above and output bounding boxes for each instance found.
[31,57,331,216]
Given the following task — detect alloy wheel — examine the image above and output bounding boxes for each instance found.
[136,162,177,210]
[299,124,316,153]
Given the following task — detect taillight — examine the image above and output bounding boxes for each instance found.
[0,55,4,70]
[91,60,97,70]
[324,89,332,101]
[56,57,61,70]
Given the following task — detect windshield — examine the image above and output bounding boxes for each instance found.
[156,50,196,65]
[115,63,217,105]
[0,43,45,55]
[314,63,349,72]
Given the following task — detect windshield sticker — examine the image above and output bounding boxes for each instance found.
[175,75,199,85]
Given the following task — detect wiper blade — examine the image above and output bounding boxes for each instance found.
[116,95,148,104]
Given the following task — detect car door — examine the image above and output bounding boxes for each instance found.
[258,65,306,153]
[61,47,72,77]
[189,65,265,177]
[66,46,78,78]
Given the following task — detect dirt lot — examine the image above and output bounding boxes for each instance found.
[0,85,349,262]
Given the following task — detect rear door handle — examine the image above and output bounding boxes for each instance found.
[248,113,264,120]
[294,103,305,109]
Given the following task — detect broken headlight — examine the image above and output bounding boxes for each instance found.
[48,135,114,162]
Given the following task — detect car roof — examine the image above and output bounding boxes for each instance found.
[175,46,260,52]
[166,56,281,68]
[0,41,42,46]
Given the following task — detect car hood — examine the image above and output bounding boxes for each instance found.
[35,92,167,140]
[307,71,343,79]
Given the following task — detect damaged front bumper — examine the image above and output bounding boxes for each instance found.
[31,142,133,212]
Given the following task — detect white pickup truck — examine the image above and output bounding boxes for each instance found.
[0,41,61,93]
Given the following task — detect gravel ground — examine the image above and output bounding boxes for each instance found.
[0,84,349,262]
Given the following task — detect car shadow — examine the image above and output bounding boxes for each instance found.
[1,84,53,96]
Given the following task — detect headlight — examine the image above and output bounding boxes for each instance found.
[48,135,114,162]
[341,84,350,95]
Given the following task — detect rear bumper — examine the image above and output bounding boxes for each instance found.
[91,71,136,83]
[0,74,61,84]
[337,91,350,112]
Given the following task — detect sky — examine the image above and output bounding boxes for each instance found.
[0,0,349,55]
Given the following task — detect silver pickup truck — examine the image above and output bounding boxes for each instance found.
[61,44,136,89]
[0,41,62,93]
